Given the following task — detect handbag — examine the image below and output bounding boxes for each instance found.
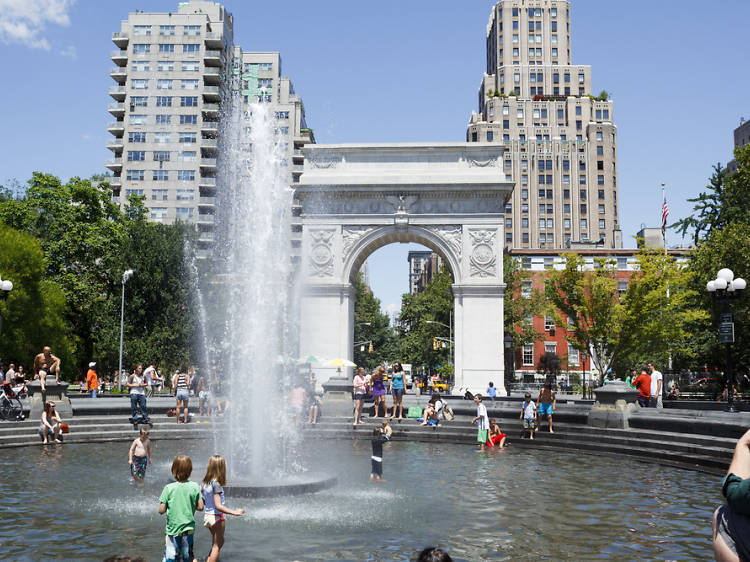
[442,404,455,421]
[407,406,422,418]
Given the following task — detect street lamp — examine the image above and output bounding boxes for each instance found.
[706,268,746,413]
[504,333,513,396]
[0,275,13,338]
[118,269,134,392]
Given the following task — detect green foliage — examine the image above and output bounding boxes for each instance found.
[398,265,454,371]
[0,223,72,370]
[614,248,709,375]
[545,254,622,376]
[504,256,546,350]
[352,273,399,370]
[596,90,609,101]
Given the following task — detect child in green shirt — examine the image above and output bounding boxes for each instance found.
[158,455,204,562]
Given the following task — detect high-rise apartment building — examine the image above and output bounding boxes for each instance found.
[467,0,621,250]
[407,251,444,295]
[107,1,312,256]
[727,117,749,174]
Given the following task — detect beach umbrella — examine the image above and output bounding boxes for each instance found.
[298,355,327,364]
[325,358,357,368]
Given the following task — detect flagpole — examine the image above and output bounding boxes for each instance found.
[662,182,673,372]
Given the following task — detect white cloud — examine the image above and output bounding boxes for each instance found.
[0,0,76,50]
[60,44,76,58]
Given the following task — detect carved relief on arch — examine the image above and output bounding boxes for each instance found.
[307,151,343,169]
[425,225,462,261]
[468,228,497,278]
[308,228,336,277]
[341,226,377,261]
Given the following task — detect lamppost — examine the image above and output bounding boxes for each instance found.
[118,269,134,392]
[0,275,13,338]
[706,268,746,413]
[504,333,514,397]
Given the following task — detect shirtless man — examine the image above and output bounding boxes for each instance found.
[128,427,152,482]
[536,381,557,433]
[34,347,61,384]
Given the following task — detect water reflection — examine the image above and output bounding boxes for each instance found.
[0,440,721,561]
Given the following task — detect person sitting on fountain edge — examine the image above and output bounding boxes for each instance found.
[713,428,750,561]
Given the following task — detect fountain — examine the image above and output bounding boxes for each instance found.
[210,97,335,497]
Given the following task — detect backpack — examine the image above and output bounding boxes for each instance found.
[464,390,474,400]
[442,403,455,421]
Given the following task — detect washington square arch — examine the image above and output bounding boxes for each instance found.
[297,143,514,395]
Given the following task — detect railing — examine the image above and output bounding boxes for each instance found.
[202,103,219,113]
[204,50,220,58]
[111,50,128,58]
[199,177,217,186]
[107,121,125,129]
[198,197,216,205]
[203,86,220,96]
[200,158,217,166]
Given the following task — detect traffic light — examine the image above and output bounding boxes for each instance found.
[368,341,373,354]
[433,337,439,350]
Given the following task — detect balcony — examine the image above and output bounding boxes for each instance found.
[200,158,217,168]
[198,231,215,242]
[201,119,219,134]
[201,138,218,150]
[199,196,216,207]
[203,67,220,85]
[109,85,127,101]
[107,121,125,136]
[202,86,220,101]
[202,103,219,116]
[197,214,215,225]
[204,50,220,66]
[110,67,127,84]
[111,32,129,48]
[107,138,124,152]
[110,178,122,189]
[111,50,128,66]
[199,176,217,187]
[204,32,223,49]
[108,102,125,117]
[105,158,123,171]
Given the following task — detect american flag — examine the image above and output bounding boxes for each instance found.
[661,197,669,229]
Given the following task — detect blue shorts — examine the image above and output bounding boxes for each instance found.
[164,531,194,562]
[392,388,404,396]
[538,402,553,416]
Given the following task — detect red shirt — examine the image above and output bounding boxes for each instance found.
[633,373,651,399]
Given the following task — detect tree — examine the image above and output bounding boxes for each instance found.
[352,273,399,370]
[0,223,71,369]
[503,255,546,351]
[614,247,709,375]
[398,265,454,373]
[545,254,622,379]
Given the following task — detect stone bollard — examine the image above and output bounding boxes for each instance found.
[27,374,72,420]
[588,380,639,429]
[320,372,354,418]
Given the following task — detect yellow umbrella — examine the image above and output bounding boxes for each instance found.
[325,358,357,368]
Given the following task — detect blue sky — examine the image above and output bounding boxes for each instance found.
[1,0,749,316]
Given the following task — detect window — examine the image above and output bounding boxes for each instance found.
[131,61,149,72]
[126,169,144,181]
[597,175,605,186]
[155,96,172,107]
[563,189,570,199]
[486,131,494,142]
[521,280,532,298]
[153,151,170,162]
[523,344,534,366]
[177,170,195,181]
[179,115,197,125]
[130,96,147,107]
[564,218,571,228]
[552,34,558,44]
[175,189,195,201]
[125,188,144,197]
[182,79,199,90]
[180,96,198,107]
[522,203,528,213]
[598,204,606,214]
[183,25,201,36]
[617,279,629,297]
[128,132,146,143]
[522,232,529,243]
[617,257,628,270]
[552,48,558,58]
[513,47,519,57]
[176,207,194,220]
[153,170,169,181]
[564,203,571,214]
[599,219,606,229]
[514,73,520,83]
[155,114,171,124]
[580,175,586,185]
[179,131,197,143]
[522,217,529,227]
[181,61,200,73]
[127,150,145,161]
[544,343,557,357]
[157,61,174,72]
[132,44,150,54]
[131,79,148,89]
[505,203,512,213]
[157,79,173,90]
[578,73,585,84]
[152,189,168,201]
[133,25,151,35]
[506,217,512,228]
[159,25,175,35]
[521,175,528,186]
[563,174,570,185]
[567,344,579,365]
[539,217,546,228]
[551,21,558,32]
[513,20,518,30]
[581,219,588,229]
[580,204,587,213]
[154,132,170,143]
[183,44,200,53]
[158,44,175,53]
[179,151,197,162]
[547,218,553,228]
[579,189,587,201]
[129,114,146,125]
[539,204,546,214]
[512,7,518,16]
[506,233,513,243]
[150,208,168,221]
[513,34,519,43]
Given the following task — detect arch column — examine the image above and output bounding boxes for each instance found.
[452,284,506,395]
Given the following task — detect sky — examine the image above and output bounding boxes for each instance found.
[1,0,749,316]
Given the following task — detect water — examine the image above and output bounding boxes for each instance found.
[217,99,300,480]
[0,440,720,561]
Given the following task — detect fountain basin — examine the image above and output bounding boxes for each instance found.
[225,475,338,498]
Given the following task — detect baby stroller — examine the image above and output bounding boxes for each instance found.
[0,383,25,421]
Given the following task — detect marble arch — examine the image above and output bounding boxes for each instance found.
[297,143,514,395]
